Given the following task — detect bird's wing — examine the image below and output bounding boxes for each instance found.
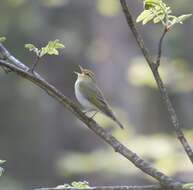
[78,80,124,129]
[78,81,113,116]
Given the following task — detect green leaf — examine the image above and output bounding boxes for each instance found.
[41,46,58,56]
[0,160,6,164]
[183,183,193,190]
[25,44,36,50]
[137,0,168,25]
[25,40,65,60]
[153,14,165,23]
[0,36,6,43]
[137,0,191,27]
[71,181,90,189]
[40,39,65,57]
[25,44,40,56]
[177,14,192,24]
[167,14,192,28]
[55,182,90,189]
[136,10,152,23]
[142,12,155,24]
[144,0,161,10]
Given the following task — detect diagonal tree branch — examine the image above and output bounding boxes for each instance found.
[0,44,183,189]
[120,0,193,165]
[34,185,164,190]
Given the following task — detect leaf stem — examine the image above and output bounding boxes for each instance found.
[156,27,168,68]
[29,56,40,73]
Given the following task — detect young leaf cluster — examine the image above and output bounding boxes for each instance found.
[0,36,6,43]
[56,181,90,189]
[0,160,6,176]
[183,183,193,190]
[25,39,65,58]
[137,0,192,28]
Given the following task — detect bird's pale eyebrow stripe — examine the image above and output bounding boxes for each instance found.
[84,69,95,78]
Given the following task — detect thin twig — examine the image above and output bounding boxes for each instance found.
[29,56,40,73]
[156,28,168,67]
[0,45,183,189]
[120,0,193,165]
[34,185,164,190]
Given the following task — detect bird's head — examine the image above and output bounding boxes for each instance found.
[74,65,95,80]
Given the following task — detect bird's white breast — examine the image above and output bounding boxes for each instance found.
[75,79,96,111]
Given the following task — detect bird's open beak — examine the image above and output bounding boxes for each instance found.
[74,71,79,75]
[79,65,84,72]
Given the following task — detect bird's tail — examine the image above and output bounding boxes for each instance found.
[101,104,124,129]
[113,116,124,129]
[108,111,124,129]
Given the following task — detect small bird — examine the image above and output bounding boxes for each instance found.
[74,65,124,129]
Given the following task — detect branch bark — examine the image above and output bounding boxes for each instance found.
[0,44,184,190]
[34,185,164,190]
[156,28,167,67]
[120,0,193,165]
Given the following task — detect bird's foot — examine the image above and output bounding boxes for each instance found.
[82,110,98,119]
[89,111,98,119]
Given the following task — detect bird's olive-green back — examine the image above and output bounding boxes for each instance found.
[78,79,114,118]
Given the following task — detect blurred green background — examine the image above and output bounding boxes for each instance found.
[0,0,193,189]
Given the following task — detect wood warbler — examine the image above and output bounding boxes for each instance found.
[74,65,124,129]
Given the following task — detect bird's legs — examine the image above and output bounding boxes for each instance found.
[82,109,98,119]
[90,111,98,119]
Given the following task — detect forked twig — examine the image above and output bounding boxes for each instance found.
[120,0,193,165]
